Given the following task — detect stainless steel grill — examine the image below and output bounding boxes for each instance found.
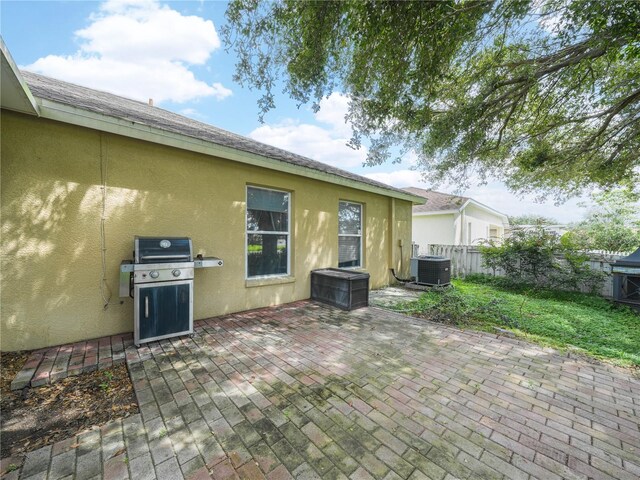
[611,247,640,309]
[120,236,223,346]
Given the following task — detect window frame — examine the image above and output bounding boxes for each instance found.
[245,185,291,279]
[338,200,363,269]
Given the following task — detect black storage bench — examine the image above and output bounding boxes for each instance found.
[310,268,370,310]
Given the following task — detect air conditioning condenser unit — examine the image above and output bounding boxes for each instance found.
[410,256,451,286]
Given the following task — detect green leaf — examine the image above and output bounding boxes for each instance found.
[223,0,640,197]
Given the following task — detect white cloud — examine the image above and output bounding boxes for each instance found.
[250,121,366,168]
[27,56,231,104]
[249,94,366,168]
[314,93,352,136]
[364,169,427,188]
[81,0,219,64]
[24,0,231,104]
[178,107,208,121]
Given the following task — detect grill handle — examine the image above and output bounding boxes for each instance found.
[144,296,149,318]
[140,254,191,261]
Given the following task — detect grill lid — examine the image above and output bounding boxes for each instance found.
[611,247,640,268]
[134,236,193,264]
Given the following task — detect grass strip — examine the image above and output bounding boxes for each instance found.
[392,276,640,367]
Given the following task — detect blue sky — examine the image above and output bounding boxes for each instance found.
[1,0,591,222]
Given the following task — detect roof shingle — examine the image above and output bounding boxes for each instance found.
[22,71,417,200]
[402,187,469,212]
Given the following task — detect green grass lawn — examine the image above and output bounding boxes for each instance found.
[393,276,640,367]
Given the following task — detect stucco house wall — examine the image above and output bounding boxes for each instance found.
[412,213,456,251]
[462,203,506,244]
[405,187,508,252]
[1,109,414,351]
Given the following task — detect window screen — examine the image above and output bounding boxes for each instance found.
[247,187,289,277]
[338,201,362,268]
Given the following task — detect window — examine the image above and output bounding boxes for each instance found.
[338,201,362,268]
[246,186,289,278]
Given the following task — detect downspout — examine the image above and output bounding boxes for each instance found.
[388,197,396,283]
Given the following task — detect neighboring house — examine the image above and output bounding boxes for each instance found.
[0,41,424,351]
[403,187,509,253]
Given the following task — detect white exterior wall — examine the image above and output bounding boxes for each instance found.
[412,204,507,253]
[412,213,456,254]
[462,204,506,245]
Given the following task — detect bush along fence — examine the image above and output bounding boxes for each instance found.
[423,244,628,297]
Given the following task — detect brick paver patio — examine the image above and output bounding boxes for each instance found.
[3,300,640,479]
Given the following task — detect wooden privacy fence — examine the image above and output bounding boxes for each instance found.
[419,244,627,297]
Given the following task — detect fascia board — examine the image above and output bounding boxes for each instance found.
[458,199,471,212]
[412,210,457,216]
[0,38,40,116]
[36,98,424,204]
[462,199,509,221]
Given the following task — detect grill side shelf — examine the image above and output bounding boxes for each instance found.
[119,261,134,298]
[194,257,224,268]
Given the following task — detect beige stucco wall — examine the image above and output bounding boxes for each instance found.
[412,213,455,253]
[1,111,412,351]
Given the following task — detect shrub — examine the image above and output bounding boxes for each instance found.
[569,187,640,253]
[400,285,518,328]
[479,228,606,293]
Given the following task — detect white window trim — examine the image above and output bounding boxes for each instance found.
[338,200,363,269]
[245,185,291,280]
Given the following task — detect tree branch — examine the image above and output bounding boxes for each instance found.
[589,89,640,142]
[493,43,610,89]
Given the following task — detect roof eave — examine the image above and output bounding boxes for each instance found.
[413,209,458,216]
[462,198,509,222]
[458,199,471,212]
[36,98,424,203]
[0,37,40,116]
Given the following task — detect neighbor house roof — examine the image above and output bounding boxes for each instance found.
[403,187,469,212]
[403,187,508,222]
[0,39,423,204]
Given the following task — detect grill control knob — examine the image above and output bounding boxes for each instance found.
[149,270,159,279]
[172,269,181,277]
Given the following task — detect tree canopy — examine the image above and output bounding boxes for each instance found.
[222,0,640,198]
[566,187,640,252]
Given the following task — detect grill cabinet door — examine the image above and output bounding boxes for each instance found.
[135,280,193,345]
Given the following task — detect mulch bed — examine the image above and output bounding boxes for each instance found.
[0,351,139,459]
